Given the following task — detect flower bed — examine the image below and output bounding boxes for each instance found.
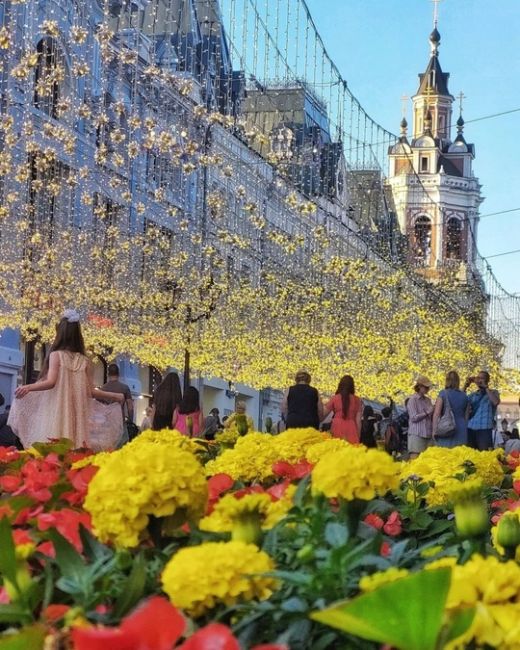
[0,431,518,649]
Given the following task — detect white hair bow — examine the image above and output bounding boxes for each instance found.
[63,309,80,323]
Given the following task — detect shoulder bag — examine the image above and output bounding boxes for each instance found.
[436,392,456,438]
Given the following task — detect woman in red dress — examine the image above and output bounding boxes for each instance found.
[323,375,362,443]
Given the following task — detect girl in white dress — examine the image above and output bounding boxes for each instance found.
[8,310,124,451]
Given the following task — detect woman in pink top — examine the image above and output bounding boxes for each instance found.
[323,375,362,443]
[172,386,203,437]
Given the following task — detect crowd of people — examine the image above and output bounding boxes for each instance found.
[0,312,514,457]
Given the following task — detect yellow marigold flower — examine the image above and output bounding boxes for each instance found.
[205,433,278,481]
[311,446,401,501]
[161,541,277,617]
[131,428,204,454]
[273,428,330,464]
[359,567,409,592]
[402,446,504,506]
[199,494,271,533]
[306,438,350,464]
[215,429,240,447]
[84,441,208,547]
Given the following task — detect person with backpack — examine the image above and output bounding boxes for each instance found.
[432,370,468,448]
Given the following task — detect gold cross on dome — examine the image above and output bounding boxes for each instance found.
[431,0,444,27]
[457,91,467,114]
[401,95,409,117]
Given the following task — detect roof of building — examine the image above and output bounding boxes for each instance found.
[417,54,451,97]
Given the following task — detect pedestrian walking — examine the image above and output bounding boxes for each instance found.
[101,363,135,444]
[173,386,203,437]
[406,375,434,458]
[282,370,323,430]
[432,370,468,448]
[152,372,182,430]
[464,371,500,451]
[8,310,124,450]
[322,375,361,443]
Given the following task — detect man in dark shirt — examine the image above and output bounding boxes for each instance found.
[102,364,134,445]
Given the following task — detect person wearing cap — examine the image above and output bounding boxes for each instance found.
[406,375,434,458]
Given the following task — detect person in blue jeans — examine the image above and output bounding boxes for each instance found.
[464,370,500,451]
[432,370,468,448]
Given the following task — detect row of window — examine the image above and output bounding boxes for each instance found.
[413,215,464,263]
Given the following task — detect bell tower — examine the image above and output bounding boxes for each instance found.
[386,18,483,288]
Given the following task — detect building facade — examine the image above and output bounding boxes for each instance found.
[0,0,394,429]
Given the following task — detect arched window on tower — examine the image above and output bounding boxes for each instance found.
[33,38,68,119]
[446,217,463,260]
[413,215,432,266]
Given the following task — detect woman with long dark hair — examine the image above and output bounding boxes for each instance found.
[152,372,182,430]
[173,386,203,437]
[323,374,362,443]
[9,310,124,450]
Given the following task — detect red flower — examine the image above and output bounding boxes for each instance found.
[72,597,185,650]
[178,623,239,650]
[272,460,313,480]
[120,596,185,650]
[12,528,33,546]
[513,481,520,496]
[43,604,71,622]
[363,513,384,530]
[383,511,402,537]
[208,474,234,503]
[0,587,10,604]
[380,541,392,557]
[14,505,44,526]
[15,457,61,502]
[36,541,56,558]
[37,509,92,552]
[267,479,291,500]
[0,447,20,463]
[71,627,135,650]
[0,474,22,492]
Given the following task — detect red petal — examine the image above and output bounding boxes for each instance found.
[207,474,234,501]
[43,604,71,622]
[71,626,135,650]
[120,596,186,650]
[178,623,240,650]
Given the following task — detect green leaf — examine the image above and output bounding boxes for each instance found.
[113,552,148,618]
[0,625,46,649]
[324,523,348,548]
[0,518,18,589]
[0,605,32,625]
[441,607,476,645]
[79,525,112,563]
[311,568,451,650]
[47,530,85,583]
[281,597,308,613]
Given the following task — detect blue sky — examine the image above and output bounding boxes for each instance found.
[305,0,520,294]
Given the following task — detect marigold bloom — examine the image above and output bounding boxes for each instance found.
[84,440,207,547]
[311,446,400,501]
[161,541,276,617]
[402,447,504,507]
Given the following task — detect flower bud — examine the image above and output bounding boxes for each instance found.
[454,499,489,539]
[497,514,520,551]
